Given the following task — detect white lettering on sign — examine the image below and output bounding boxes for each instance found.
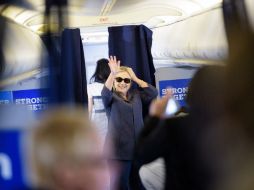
[15,97,48,111]
[162,87,188,98]
[27,104,49,111]
[0,153,12,180]
[173,94,187,101]
[162,87,188,95]
[15,97,48,105]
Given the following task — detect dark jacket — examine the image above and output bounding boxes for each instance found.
[136,116,212,190]
[101,84,158,160]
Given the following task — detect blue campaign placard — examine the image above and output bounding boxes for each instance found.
[13,89,49,112]
[0,91,13,105]
[159,79,191,107]
[0,130,26,189]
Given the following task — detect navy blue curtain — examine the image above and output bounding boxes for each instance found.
[108,25,156,118]
[60,28,87,105]
[43,28,88,106]
[108,25,156,87]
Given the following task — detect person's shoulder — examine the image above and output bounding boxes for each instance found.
[88,82,104,89]
[163,115,189,127]
[158,115,189,137]
[87,82,93,89]
[88,82,102,86]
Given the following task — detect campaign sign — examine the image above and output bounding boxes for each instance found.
[0,91,12,105]
[159,79,191,107]
[0,130,26,189]
[13,89,48,112]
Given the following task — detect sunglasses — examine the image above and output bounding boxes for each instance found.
[115,77,131,84]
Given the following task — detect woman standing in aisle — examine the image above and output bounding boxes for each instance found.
[102,56,158,190]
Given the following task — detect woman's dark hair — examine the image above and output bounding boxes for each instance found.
[90,58,110,83]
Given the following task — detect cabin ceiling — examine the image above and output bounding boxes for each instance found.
[0,0,222,34]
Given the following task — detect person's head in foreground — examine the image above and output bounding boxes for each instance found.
[31,106,110,190]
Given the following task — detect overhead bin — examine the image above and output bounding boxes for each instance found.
[151,6,228,64]
[1,20,45,87]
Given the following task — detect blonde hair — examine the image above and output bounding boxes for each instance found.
[31,106,99,188]
[117,66,131,76]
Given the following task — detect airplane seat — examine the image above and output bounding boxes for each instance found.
[152,5,228,64]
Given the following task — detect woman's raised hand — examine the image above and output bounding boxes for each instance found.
[108,56,120,74]
[127,67,138,81]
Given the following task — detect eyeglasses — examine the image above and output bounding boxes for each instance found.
[115,77,131,84]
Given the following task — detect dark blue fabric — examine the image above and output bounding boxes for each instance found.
[60,28,87,105]
[44,28,88,106]
[101,84,158,160]
[108,25,155,87]
[40,33,60,105]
